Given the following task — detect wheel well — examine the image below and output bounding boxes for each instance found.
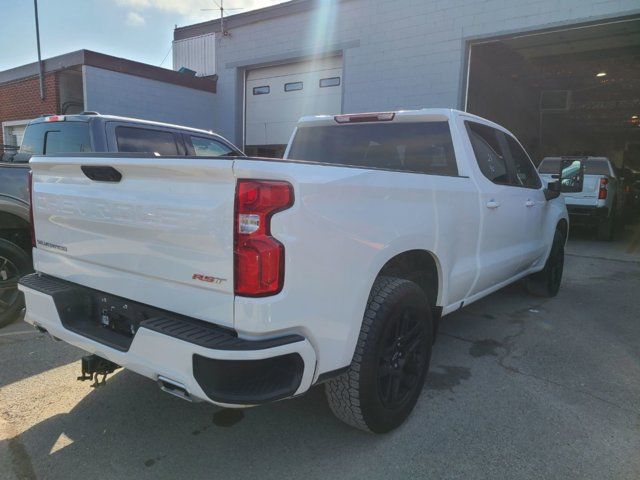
[557,218,568,239]
[378,250,439,307]
[0,212,31,254]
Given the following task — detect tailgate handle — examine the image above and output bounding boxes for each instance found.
[81,165,122,183]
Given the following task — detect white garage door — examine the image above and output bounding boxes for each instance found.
[3,124,27,148]
[245,56,343,153]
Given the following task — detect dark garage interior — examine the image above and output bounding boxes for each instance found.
[466,17,640,172]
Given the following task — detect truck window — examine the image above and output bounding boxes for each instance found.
[187,136,236,157]
[288,122,458,176]
[116,126,179,155]
[465,122,510,185]
[538,159,561,174]
[20,122,92,155]
[584,160,611,176]
[539,159,611,176]
[505,135,541,189]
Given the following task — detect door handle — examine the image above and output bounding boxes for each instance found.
[525,199,535,207]
[81,165,122,183]
[486,200,500,209]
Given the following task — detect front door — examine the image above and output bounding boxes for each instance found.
[464,121,530,296]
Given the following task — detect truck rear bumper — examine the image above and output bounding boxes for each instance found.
[566,204,609,224]
[18,273,316,407]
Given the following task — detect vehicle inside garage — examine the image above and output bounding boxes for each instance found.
[466,17,640,173]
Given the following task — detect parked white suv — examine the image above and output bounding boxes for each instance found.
[20,109,568,433]
[538,156,621,240]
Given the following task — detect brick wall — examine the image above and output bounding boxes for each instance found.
[0,73,59,145]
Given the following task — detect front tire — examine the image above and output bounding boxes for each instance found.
[0,239,32,328]
[524,228,565,298]
[325,276,432,433]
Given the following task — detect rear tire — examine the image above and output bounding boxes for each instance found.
[0,239,32,328]
[525,228,565,298]
[325,276,432,433]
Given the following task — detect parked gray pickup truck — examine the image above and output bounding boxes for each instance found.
[0,112,243,327]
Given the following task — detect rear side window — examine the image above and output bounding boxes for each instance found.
[116,127,179,155]
[465,122,510,185]
[584,160,611,175]
[288,122,458,176]
[187,136,236,157]
[20,122,92,155]
[505,135,541,189]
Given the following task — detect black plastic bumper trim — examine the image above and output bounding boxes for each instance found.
[19,273,304,352]
[193,353,304,404]
[141,316,304,351]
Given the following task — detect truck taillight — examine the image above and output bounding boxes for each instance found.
[27,170,36,248]
[234,180,293,297]
[598,177,608,200]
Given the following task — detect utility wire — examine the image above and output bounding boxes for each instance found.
[159,42,173,67]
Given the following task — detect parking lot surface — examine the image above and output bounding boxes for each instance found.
[1,223,639,480]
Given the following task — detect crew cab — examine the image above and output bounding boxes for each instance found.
[538,156,621,240]
[19,109,568,433]
[0,113,243,328]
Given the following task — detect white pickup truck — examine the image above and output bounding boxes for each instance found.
[19,109,568,433]
[538,156,621,240]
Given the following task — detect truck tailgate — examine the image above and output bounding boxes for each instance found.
[29,155,236,327]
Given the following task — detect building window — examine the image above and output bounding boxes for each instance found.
[319,77,341,88]
[284,82,303,92]
[253,86,270,95]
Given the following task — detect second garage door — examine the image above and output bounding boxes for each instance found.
[245,56,343,157]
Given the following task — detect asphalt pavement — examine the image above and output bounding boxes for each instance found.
[1,222,639,480]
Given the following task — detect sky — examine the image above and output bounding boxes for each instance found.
[0,0,285,72]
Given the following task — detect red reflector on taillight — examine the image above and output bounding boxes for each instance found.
[27,170,36,247]
[598,177,608,200]
[234,180,293,296]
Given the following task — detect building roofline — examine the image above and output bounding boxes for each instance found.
[0,50,216,93]
[174,0,319,40]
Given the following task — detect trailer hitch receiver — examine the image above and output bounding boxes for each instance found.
[77,354,121,388]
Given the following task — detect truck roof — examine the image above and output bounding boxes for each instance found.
[27,113,217,136]
[297,108,457,127]
[296,108,512,131]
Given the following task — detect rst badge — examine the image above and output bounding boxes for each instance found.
[192,274,227,285]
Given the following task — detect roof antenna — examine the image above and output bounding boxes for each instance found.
[201,0,241,36]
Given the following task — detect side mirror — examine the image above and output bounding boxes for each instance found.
[544,181,561,201]
[559,158,584,193]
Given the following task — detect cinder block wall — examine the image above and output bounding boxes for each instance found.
[83,66,217,131]
[0,73,59,144]
[206,0,638,145]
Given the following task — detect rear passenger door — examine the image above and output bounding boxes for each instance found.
[464,121,529,295]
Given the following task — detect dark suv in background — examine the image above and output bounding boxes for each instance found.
[0,113,244,328]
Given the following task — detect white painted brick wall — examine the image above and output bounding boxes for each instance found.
[83,66,217,131]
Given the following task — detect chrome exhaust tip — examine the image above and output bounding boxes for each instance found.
[157,375,192,402]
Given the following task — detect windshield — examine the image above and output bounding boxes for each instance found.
[288,121,458,176]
